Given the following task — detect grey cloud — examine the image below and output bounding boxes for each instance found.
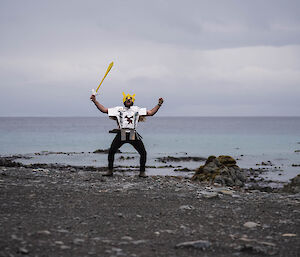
[1,0,300,51]
[0,0,300,116]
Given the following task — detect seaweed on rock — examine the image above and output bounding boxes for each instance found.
[192,155,246,187]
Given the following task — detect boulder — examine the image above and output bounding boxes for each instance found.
[218,155,236,166]
[192,155,246,187]
[0,158,21,167]
[282,174,300,194]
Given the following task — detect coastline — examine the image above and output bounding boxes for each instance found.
[0,156,299,256]
[2,151,299,188]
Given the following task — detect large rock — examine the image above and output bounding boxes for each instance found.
[282,174,300,194]
[0,158,21,167]
[192,155,246,187]
[175,240,211,250]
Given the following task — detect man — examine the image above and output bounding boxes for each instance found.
[90,92,164,177]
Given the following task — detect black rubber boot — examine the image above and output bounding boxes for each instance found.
[139,171,147,178]
[103,170,113,177]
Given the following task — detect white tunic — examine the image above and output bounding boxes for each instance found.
[108,106,147,130]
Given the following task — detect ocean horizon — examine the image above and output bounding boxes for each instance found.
[1,116,299,181]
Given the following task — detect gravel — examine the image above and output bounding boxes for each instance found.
[0,163,299,257]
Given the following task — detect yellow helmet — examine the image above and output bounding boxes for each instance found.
[122,92,136,103]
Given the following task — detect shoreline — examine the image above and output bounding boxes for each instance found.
[1,151,297,190]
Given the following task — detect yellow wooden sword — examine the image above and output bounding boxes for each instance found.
[92,61,114,96]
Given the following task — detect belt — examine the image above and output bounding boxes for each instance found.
[109,129,143,141]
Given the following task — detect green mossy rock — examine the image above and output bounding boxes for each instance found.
[217,155,237,166]
[283,174,300,194]
[192,155,246,187]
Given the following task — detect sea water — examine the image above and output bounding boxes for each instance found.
[0,117,299,181]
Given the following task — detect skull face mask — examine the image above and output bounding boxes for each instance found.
[123,92,136,107]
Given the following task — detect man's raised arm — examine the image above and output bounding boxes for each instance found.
[147,98,164,116]
[90,95,108,114]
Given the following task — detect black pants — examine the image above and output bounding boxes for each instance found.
[108,132,147,171]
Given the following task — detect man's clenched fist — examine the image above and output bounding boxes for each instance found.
[90,95,96,102]
[158,98,164,106]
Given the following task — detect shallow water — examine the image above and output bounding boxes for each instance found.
[1,117,300,181]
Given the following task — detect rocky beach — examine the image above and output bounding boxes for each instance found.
[0,155,299,257]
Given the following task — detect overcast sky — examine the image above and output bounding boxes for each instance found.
[1,0,300,116]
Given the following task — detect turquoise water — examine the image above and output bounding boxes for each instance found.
[0,117,299,181]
